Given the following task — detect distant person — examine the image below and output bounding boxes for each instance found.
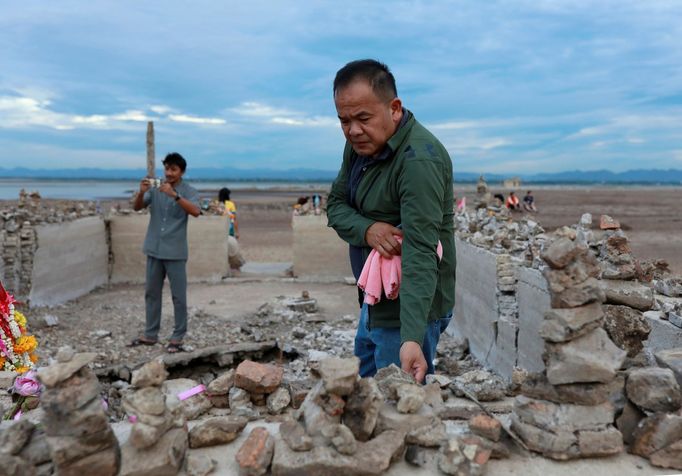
[218,187,245,274]
[493,193,505,207]
[312,193,322,215]
[506,191,520,211]
[522,190,537,212]
[218,187,239,239]
[130,152,200,353]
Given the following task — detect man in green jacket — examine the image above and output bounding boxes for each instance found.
[327,59,456,383]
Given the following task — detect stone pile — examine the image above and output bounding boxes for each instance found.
[38,349,120,475]
[253,358,501,476]
[585,215,653,355]
[473,175,492,209]
[619,351,682,470]
[653,276,682,329]
[511,232,628,460]
[0,419,52,476]
[454,206,547,267]
[119,359,188,476]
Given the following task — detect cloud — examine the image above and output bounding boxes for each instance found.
[150,105,173,115]
[231,101,336,128]
[168,114,226,125]
[0,93,228,130]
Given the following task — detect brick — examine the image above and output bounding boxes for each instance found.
[235,427,275,476]
[235,360,283,394]
[468,413,502,442]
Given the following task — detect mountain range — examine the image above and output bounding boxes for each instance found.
[2,167,682,184]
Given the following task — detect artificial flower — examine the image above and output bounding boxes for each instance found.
[12,370,41,397]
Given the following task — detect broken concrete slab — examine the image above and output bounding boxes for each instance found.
[602,280,654,311]
[437,398,515,420]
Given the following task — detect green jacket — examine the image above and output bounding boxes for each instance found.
[327,112,456,345]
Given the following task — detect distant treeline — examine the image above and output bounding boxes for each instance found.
[2,167,682,184]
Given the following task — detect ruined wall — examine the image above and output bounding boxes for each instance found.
[292,215,352,280]
[29,217,109,306]
[109,214,228,284]
[451,237,551,380]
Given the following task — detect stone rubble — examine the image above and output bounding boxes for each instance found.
[119,359,188,476]
[511,231,626,460]
[37,350,120,476]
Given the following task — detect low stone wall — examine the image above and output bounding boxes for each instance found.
[109,214,228,284]
[292,215,352,280]
[29,216,109,306]
[451,237,551,380]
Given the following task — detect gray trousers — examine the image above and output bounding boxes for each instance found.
[145,256,188,342]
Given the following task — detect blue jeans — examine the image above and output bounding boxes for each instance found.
[354,302,452,378]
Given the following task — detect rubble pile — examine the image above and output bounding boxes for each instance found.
[454,204,547,268]
[652,276,682,329]
[622,353,682,470]
[512,232,628,460]
[0,419,52,476]
[120,359,189,476]
[38,349,120,476]
[585,214,654,355]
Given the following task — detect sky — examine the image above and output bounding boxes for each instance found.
[1,1,681,174]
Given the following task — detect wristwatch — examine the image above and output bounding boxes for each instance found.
[174,193,181,202]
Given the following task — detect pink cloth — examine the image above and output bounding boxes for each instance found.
[357,236,443,305]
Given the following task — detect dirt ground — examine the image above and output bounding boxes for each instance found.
[227,184,682,273]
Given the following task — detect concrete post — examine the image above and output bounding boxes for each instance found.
[146,121,155,178]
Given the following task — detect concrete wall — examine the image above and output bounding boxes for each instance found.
[29,216,108,306]
[450,237,551,380]
[451,237,499,366]
[516,266,550,374]
[109,214,228,284]
[292,215,352,280]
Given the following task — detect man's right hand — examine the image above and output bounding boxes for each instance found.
[139,178,151,193]
[365,222,403,258]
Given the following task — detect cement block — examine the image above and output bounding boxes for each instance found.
[292,215,352,279]
[487,317,518,381]
[109,214,228,284]
[516,266,551,374]
[450,238,499,361]
[29,217,109,306]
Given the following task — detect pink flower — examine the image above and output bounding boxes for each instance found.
[13,370,41,397]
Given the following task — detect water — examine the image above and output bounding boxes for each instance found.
[2,178,678,201]
[0,179,331,201]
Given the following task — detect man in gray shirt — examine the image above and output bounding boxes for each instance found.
[130,152,200,353]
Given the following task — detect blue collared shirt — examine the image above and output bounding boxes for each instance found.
[142,180,199,260]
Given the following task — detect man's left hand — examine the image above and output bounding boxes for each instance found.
[400,341,428,383]
[159,183,176,198]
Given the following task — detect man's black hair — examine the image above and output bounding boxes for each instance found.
[162,152,187,172]
[218,187,231,202]
[333,59,397,103]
